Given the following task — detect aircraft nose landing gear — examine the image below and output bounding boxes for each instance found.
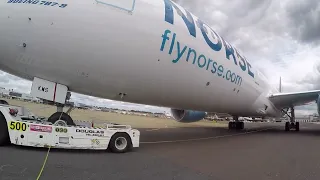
[283,106,299,131]
[48,111,75,126]
[30,77,76,126]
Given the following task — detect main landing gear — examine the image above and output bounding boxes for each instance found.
[282,106,299,131]
[228,116,244,130]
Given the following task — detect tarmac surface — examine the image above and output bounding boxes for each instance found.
[2,122,320,180]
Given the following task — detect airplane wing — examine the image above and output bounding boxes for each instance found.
[269,90,320,108]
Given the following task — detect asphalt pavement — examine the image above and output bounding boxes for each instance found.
[2,122,320,180]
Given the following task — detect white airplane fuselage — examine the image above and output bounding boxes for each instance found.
[0,0,281,117]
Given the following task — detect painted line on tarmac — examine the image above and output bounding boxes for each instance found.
[146,128,160,131]
[141,128,273,144]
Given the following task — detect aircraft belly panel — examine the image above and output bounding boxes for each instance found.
[0,0,266,116]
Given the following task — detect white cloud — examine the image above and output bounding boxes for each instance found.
[0,73,32,93]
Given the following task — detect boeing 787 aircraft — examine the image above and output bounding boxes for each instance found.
[0,0,319,131]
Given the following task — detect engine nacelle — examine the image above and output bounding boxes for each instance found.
[170,109,207,123]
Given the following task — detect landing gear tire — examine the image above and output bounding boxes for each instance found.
[0,112,10,146]
[109,133,132,153]
[238,122,244,130]
[285,121,299,131]
[285,122,290,131]
[295,122,300,131]
[283,106,300,132]
[228,122,234,129]
[228,122,244,130]
[48,112,75,126]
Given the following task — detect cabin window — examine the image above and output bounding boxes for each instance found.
[95,0,135,12]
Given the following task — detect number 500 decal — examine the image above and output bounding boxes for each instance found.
[9,121,27,131]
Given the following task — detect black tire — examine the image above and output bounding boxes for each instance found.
[235,122,240,129]
[234,122,244,130]
[228,122,235,129]
[285,122,290,131]
[239,122,244,130]
[0,112,10,146]
[0,100,9,105]
[109,133,132,153]
[48,112,75,126]
[295,122,300,131]
[228,122,232,129]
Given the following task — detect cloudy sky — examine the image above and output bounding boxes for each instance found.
[1,0,320,115]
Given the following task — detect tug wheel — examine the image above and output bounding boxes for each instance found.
[0,112,10,146]
[109,133,132,153]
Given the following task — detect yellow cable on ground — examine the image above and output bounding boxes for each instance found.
[36,146,51,180]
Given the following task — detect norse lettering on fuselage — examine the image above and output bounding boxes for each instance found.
[163,0,255,78]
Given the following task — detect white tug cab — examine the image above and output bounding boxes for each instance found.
[0,77,140,153]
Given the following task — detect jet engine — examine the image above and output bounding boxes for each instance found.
[170,109,207,123]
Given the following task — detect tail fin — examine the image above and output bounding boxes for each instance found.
[279,77,282,93]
